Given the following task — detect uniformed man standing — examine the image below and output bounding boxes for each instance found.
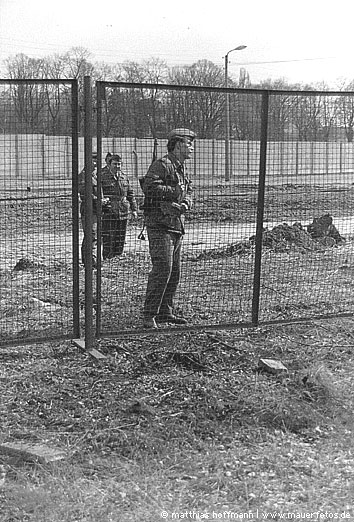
[101,154,138,259]
[78,152,101,269]
[141,128,196,329]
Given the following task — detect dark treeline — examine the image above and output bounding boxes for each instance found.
[2,46,354,141]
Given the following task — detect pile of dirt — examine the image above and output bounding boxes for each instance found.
[193,214,344,261]
[307,213,344,243]
[257,214,345,253]
[13,257,46,271]
[260,222,315,251]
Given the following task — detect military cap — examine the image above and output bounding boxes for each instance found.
[168,128,196,140]
[92,152,98,159]
[109,154,122,162]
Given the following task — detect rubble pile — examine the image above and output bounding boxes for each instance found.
[260,213,344,252]
[193,214,345,261]
[261,222,314,251]
[307,213,344,243]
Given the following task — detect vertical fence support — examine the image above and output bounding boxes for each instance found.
[252,91,269,325]
[83,76,94,351]
[96,81,103,338]
[71,80,80,338]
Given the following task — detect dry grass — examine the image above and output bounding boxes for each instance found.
[1,318,354,520]
[1,182,354,519]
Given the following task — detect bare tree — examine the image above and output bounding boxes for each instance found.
[337,80,354,142]
[5,54,47,132]
[168,60,225,138]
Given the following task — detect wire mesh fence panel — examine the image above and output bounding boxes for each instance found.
[0,80,79,345]
[258,92,354,322]
[95,84,263,334]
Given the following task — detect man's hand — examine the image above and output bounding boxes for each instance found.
[132,211,138,219]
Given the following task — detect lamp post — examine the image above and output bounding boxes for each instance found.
[224,45,247,182]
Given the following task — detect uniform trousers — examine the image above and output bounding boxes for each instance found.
[144,227,182,318]
[102,214,128,259]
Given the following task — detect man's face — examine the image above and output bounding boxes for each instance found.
[176,138,194,161]
[110,159,122,173]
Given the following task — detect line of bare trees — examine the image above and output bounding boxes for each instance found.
[2,47,354,142]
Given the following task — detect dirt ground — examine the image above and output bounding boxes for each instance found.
[1,181,354,344]
[1,317,354,520]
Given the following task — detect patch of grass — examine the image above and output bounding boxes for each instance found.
[1,319,354,519]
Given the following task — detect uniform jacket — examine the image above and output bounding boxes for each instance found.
[101,168,138,221]
[142,153,193,234]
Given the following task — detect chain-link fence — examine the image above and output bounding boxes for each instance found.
[2,79,354,347]
[259,91,354,323]
[91,83,354,339]
[0,79,80,346]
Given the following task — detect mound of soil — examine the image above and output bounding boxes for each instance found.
[307,213,344,243]
[13,257,46,271]
[194,214,344,260]
[259,214,344,252]
[261,222,315,251]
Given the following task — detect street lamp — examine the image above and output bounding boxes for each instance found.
[224,45,247,182]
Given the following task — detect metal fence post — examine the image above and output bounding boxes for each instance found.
[96,81,103,338]
[83,76,94,350]
[252,91,269,325]
[71,80,80,338]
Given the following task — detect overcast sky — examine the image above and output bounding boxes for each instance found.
[1,0,353,87]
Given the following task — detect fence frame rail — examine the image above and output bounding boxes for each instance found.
[2,77,354,348]
[0,77,80,347]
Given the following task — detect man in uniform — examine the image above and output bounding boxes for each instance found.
[141,128,196,329]
[78,152,101,269]
[101,154,138,259]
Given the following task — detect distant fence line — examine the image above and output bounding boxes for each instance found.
[1,135,354,187]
